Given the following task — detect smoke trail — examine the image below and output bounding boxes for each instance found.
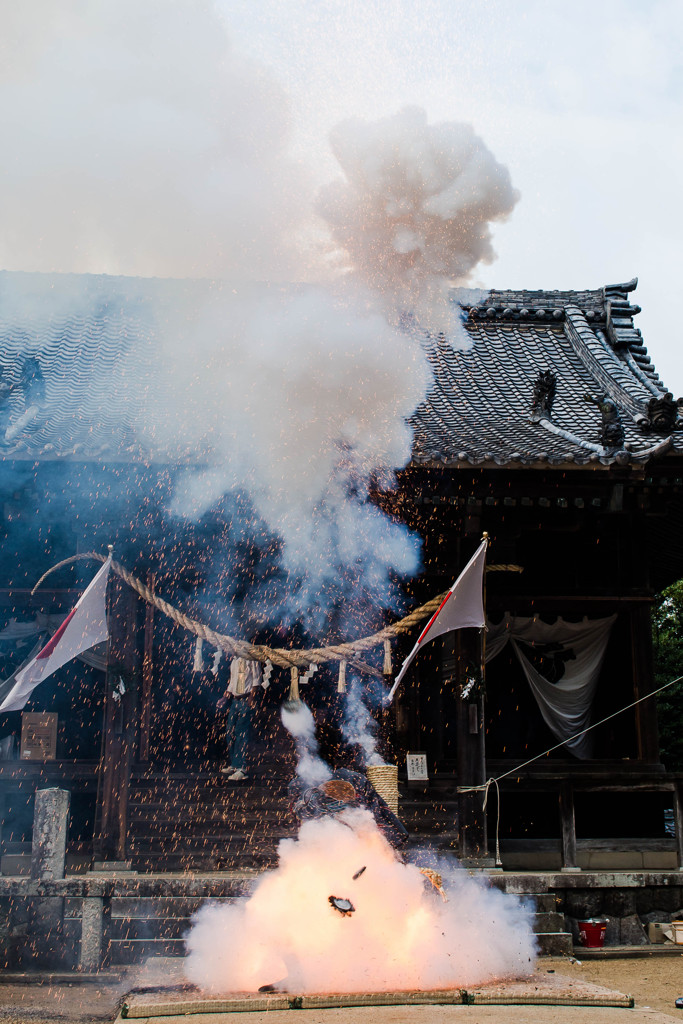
[186,810,536,994]
[342,678,386,766]
[280,699,331,787]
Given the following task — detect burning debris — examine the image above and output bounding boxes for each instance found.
[328,896,355,917]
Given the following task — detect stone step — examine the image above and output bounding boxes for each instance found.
[528,894,560,914]
[109,896,246,919]
[536,931,573,957]
[128,850,279,871]
[128,802,289,819]
[106,937,186,965]
[127,819,297,837]
[532,911,566,934]
[108,917,191,941]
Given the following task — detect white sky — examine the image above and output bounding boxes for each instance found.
[223,0,683,390]
[1,0,682,389]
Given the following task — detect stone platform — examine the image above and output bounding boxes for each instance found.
[2,869,683,970]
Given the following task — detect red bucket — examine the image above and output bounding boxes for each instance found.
[578,919,607,948]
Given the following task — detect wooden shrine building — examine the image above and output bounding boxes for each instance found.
[0,271,682,878]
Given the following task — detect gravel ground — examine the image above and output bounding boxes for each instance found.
[0,957,680,1024]
[549,954,683,1019]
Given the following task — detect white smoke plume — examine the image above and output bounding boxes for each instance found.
[342,678,386,766]
[0,4,518,631]
[0,0,309,281]
[317,106,520,333]
[186,810,536,994]
[280,699,331,787]
[136,281,430,629]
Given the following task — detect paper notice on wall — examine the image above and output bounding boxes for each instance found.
[406,752,428,781]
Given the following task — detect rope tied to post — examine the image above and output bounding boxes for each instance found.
[458,778,503,867]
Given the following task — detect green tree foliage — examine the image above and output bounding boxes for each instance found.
[652,580,683,771]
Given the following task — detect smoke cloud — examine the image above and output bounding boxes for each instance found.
[137,282,430,631]
[317,106,520,332]
[0,3,518,633]
[0,0,308,281]
[185,810,536,994]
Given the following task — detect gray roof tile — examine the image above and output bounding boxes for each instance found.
[0,272,679,469]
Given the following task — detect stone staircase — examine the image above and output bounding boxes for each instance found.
[101,881,570,965]
[526,892,573,956]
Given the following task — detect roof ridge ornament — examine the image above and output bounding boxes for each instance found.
[584,392,625,450]
[530,369,557,423]
[639,392,683,434]
[604,277,638,294]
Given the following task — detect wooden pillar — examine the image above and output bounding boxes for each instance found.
[138,573,155,763]
[559,781,579,871]
[631,605,660,763]
[456,628,489,863]
[93,579,139,862]
[673,781,683,872]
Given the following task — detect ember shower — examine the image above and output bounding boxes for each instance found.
[0,1,518,636]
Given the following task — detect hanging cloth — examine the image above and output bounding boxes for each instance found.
[485,614,616,759]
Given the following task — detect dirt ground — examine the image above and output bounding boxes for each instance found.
[547,954,683,1019]
[0,957,681,1024]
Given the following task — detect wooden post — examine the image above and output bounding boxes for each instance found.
[456,628,489,863]
[631,604,660,763]
[673,781,683,872]
[93,578,139,863]
[138,572,155,763]
[559,781,579,871]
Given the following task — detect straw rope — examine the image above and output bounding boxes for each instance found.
[31,551,453,679]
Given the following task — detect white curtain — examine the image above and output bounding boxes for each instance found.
[486,614,616,759]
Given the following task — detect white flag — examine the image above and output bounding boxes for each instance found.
[387,539,487,702]
[0,556,112,713]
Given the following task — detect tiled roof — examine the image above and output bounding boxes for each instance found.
[0,272,679,468]
[0,272,203,461]
[411,279,682,468]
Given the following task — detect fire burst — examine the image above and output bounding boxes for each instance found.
[185,809,536,995]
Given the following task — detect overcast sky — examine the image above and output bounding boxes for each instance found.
[2,0,682,389]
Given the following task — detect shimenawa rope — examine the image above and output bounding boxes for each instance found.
[31,551,452,678]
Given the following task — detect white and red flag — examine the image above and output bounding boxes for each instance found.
[387,539,487,702]
[0,556,112,713]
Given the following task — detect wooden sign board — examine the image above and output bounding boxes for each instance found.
[20,713,58,761]
[406,751,429,781]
